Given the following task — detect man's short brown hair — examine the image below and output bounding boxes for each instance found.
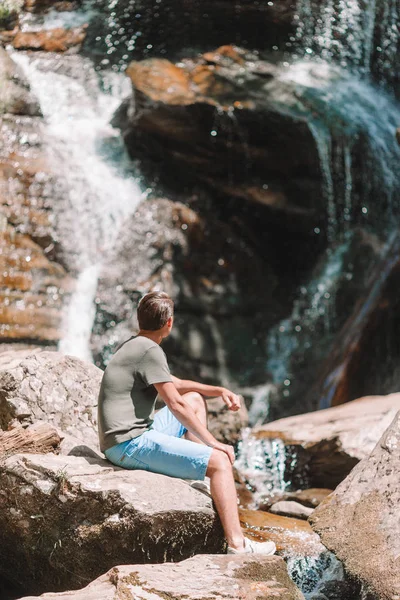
[137,291,174,331]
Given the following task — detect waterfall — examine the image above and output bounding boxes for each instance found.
[295,0,376,72]
[235,429,291,507]
[295,0,400,86]
[11,51,145,360]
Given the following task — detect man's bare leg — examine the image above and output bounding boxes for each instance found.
[179,392,244,549]
[207,450,245,550]
[182,392,208,445]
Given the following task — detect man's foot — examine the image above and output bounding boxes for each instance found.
[227,537,277,555]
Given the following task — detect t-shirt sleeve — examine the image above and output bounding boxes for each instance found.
[140,346,173,387]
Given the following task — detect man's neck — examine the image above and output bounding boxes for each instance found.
[137,330,163,345]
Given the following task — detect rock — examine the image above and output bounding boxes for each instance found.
[0,48,40,115]
[269,501,314,520]
[0,349,100,450]
[0,453,225,594]
[12,26,88,52]
[239,508,324,558]
[117,49,322,234]
[19,554,305,600]
[286,488,333,509]
[310,410,400,600]
[252,393,400,489]
[92,197,278,388]
[207,395,249,445]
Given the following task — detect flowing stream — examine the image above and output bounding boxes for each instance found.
[11,51,144,361]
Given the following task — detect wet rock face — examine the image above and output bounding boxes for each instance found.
[116,47,323,237]
[0,349,100,449]
[92,197,278,387]
[0,50,72,347]
[19,555,305,600]
[310,410,400,600]
[0,453,225,594]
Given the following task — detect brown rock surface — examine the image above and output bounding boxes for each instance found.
[239,508,324,558]
[19,555,305,600]
[12,26,87,52]
[253,393,400,488]
[310,410,400,600]
[0,453,225,594]
[0,349,100,449]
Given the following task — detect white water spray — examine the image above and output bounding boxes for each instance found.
[12,51,145,360]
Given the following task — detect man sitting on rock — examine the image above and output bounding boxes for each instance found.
[98,291,276,555]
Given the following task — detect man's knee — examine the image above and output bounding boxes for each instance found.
[207,449,231,475]
[184,391,206,411]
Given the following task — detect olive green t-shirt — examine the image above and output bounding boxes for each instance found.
[98,336,172,452]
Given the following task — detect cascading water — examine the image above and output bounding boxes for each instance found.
[11,50,145,360]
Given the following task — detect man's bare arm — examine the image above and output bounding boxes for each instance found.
[154,381,235,464]
[171,375,241,411]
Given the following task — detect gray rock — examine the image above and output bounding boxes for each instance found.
[0,349,101,450]
[0,47,41,116]
[0,453,225,594]
[310,410,400,600]
[19,555,305,600]
[252,393,400,488]
[269,501,314,520]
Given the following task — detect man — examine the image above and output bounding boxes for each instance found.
[98,291,276,555]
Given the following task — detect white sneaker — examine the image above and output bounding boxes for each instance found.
[227,537,277,555]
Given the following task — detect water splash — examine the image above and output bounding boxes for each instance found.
[235,429,290,506]
[11,51,145,359]
[288,551,346,599]
[266,235,355,387]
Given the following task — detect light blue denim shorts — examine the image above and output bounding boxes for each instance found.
[104,406,213,481]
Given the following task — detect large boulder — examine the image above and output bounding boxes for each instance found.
[0,453,224,594]
[92,197,278,388]
[19,555,305,600]
[0,349,100,450]
[239,393,400,490]
[310,410,400,600]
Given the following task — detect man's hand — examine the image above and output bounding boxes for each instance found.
[220,388,241,412]
[213,441,235,465]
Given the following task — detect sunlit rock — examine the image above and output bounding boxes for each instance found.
[310,410,400,600]
[0,453,224,594]
[252,393,400,489]
[0,349,100,450]
[19,555,305,600]
[12,25,87,52]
